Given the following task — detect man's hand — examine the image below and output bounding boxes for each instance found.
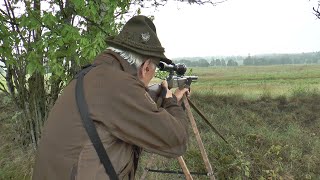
[161,80,190,102]
[174,87,190,102]
[161,80,173,98]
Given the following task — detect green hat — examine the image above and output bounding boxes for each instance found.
[106,15,172,64]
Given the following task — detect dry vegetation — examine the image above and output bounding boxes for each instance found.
[1,65,320,179]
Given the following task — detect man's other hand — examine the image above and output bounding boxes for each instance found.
[161,80,173,98]
[174,88,190,102]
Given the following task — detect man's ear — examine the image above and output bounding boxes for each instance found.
[139,60,150,78]
[141,60,152,76]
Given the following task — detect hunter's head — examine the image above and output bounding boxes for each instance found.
[106,15,171,86]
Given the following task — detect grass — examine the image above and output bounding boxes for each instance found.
[140,65,320,179]
[189,65,320,99]
[0,93,35,180]
[137,90,320,179]
[1,64,320,179]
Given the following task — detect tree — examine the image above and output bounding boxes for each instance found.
[243,54,253,65]
[0,0,225,148]
[210,59,216,66]
[216,59,221,66]
[198,59,210,67]
[221,59,226,66]
[0,66,4,76]
[0,0,131,147]
[314,1,320,19]
[227,59,238,66]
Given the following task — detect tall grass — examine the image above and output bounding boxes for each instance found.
[0,94,35,180]
[137,65,320,179]
[137,89,320,179]
[190,65,320,99]
[1,65,320,179]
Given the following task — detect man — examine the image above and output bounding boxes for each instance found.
[33,15,189,180]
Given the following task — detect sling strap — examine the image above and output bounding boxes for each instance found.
[75,64,119,180]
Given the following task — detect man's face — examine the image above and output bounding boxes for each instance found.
[138,59,157,86]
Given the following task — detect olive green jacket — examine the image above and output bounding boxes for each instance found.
[32,50,189,180]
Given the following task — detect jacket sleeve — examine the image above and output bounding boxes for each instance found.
[87,74,189,158]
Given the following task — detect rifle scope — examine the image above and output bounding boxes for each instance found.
[159,62,187,76]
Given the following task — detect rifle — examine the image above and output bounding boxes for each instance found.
[148,62,198,103]
[148,61,228,143]
[144,62,228,180]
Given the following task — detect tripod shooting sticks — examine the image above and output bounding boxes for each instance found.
[141,95,219,180]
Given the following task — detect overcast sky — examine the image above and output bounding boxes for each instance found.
[139,0,320,58]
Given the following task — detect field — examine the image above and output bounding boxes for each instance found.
[190,65,320,98]
[142,65,320,179]
[1,64,320,179]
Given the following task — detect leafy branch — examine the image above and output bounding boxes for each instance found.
[0,80,9,95]
[131,0,227,8]
[314,1,320,19]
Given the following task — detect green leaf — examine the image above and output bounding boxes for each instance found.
[42,12,57,27]
[27,61,37,75]
[244,166,250,177]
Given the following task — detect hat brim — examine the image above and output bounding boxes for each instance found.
[106,38,172,64]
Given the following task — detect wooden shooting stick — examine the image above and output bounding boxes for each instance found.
[141,95,216,180]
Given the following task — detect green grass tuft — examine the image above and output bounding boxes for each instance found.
[0,93,35,180]
[138,87,320,179]
[1,65,320,179]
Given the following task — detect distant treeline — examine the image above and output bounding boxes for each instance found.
[243,52,320,66]
[174,59,239,67]
[173,52,320,67]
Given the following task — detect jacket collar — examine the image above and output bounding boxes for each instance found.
[93,50,148,90]
[94,49,138,77]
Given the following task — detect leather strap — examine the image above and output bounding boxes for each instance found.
[75,64,119,180]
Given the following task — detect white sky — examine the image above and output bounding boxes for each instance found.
[139,0,320,58]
